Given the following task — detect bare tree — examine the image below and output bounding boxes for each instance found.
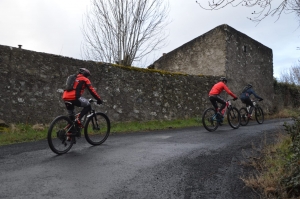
[195,0,300,23]
[280,61,300,84]
[81,0,170,66]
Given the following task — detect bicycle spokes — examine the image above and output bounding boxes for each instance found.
[47,116,74,155]
[202,108,219,132]
[84,112,110,145]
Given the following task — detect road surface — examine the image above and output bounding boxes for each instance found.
[0,118,292,199]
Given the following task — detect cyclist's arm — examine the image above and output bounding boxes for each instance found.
[249,89,263,100]
[85,79,101,101]
[223,84,237,99]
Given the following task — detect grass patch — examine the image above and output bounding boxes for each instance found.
[110,117,202,133]
[0,123,48,146]
[0,117,202,146]
[267,108,300,119]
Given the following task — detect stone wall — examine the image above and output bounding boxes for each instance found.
[224,25,274,113]
[152,24,274,113]
[152,26,226,76]
[0,44,218,124]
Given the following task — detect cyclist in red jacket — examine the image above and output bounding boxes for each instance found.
[209,77,238,117]
[62,68,103,128]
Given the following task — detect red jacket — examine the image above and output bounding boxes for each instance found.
[209,81,237,98]
[62,74,101,101]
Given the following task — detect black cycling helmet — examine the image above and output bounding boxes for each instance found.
[247,84,252,88]
[79,68,91,77]
[220,77,227,83]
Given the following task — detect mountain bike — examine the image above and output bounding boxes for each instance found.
[239,99,264,126]
[47,99,110,155]
[202,99,241,132]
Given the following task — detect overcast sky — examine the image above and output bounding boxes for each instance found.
[0,0,299,79]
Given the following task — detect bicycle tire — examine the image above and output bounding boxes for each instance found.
[84,112,111,145]
[239,107,249,126]
[47,115,74,155]
[255,106,264,124]
[227,107,241,129]
[202,108,219,132]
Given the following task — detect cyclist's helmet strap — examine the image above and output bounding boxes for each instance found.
[79,68,91,77]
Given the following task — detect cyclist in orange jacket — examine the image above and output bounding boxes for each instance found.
[62,68,103,128]
[208,77,238,117]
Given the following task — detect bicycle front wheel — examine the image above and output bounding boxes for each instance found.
[255,106,264,124]
[84,112,111,145]
[202,108,219,132]
[239,107,249,126]
[227,107,241,129]
[47,115,74,155]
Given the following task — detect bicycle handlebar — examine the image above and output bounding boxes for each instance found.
[227,98,238,102]
[89,98,102,103]
[251,99,263,102]
[89,99,96,103]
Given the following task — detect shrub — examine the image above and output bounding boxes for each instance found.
[281,118,300,198]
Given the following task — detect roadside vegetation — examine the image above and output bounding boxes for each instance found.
[242,115,300,199]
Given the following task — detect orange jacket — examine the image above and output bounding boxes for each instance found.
[62,74,101,101]
[209,81,237,98]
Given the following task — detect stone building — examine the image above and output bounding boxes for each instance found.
[152,24,274,109]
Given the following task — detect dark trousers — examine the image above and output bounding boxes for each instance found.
[241,97,254,114]
[209,95,226,113]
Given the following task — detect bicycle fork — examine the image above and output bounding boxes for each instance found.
[87,110,100,131]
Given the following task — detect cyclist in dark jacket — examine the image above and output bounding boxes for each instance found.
[62,68,103,127]
[240,84,263,118]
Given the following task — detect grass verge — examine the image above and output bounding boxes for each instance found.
[0,107,296,146]
[0,117,202,146]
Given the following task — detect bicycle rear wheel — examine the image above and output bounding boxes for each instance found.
[255,106,264,124]
[202,108,219,132]
[227,107,241,129]
[239,107,249,126]
[84,112,111,145]
[47,115,74,155]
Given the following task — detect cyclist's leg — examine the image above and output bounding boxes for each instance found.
[64,101,79,140]
[209,96,218,111]
[214,96,226,113]
[244,98,254,115]
[64,101,76,121]
[78,97,91,121]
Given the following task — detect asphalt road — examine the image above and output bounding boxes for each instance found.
[0,118,292,199]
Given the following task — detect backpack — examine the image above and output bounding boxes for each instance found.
[239,85,251,99]
[241,85,251,94]
[65,74,77,91]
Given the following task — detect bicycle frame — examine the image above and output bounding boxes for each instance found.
[218,100,231,117]
[240,99,264,126]
[202,99,240,132]
[246,100,259,116]
[64,101,98,138]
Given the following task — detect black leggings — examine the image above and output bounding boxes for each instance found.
[64,97,91,121]
[209,95,226,112]
[241,97,254,114]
